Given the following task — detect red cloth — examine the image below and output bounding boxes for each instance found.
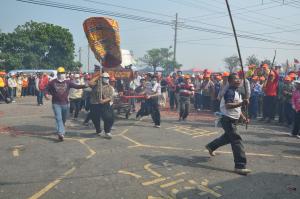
[178,82,194,97]
[265,70,279,96]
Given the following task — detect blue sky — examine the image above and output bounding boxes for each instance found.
[1,0,300,71]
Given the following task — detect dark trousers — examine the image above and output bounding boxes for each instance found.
[194,93,202,109]
[263,96,276,120]
[213,99,220,112]
[292,111,300,136]
[169,91,177,110]
[90,103,114,133]
[84,111,91,123]
[29,85,35,96]
[207,116,247,169]
[249,95,259,119]
[0,87,10,102]
[136,101,149,118]
[70,98,82,118]
[179,96,190,120]
[37,91,44,105]
[284,102,293,125]
[148,98,160,126]
[21,87,28,96]
[201,96,211,110]
[277,99,284,123]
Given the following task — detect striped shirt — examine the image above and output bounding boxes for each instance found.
[178,82,194,97]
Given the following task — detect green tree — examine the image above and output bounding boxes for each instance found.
[224,55,240,73]
[261,59,272,66]
[246,54,260,66]
[0,21,79,71]
[139,48,181,72]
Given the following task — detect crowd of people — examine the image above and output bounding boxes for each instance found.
[1,64,300,175]
[1,64,300,141]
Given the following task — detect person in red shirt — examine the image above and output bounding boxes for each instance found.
[262,69,279,122]
[178,75,194,121]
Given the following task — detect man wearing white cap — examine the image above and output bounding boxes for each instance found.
[69,73,85,120]
[89,68,115,139]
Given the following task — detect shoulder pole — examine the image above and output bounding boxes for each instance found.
[225,0,248,129]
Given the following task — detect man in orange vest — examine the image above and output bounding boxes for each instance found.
[22,74,29,97]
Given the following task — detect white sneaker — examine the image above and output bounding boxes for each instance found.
[154,125,161,128]
[105,133,112,139]
[97,131,104,137]
[111,126,116,130]
[296,135,300,139]
[234,168,252,175]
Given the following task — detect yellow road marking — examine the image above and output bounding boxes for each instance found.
[12,149,19,157]
[282,155,300,160]
[192,132,219,138]
[147,196,163,199]
[201,179,209,186]
[171,188,179,194]
[113,129,129,137]
[174,128,193,136]
[188,180,222,198]
[122,132,300,160]
[12,145,24,157]
[166,125,217,138]
[174,172,186,177]
[144,164,162,177]
[120,134,143,146]
[28,167,76,199]
[118,170,142,179]
[157,190,174,199]
[78,139,96,159]
[28,137,98,199]
[160,179,185,188]
[142,177,167,186]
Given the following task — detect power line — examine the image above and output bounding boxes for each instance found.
[83,0,174,18]
[178,41,300,51]
[15,0,300,47]
[176,0,300,34]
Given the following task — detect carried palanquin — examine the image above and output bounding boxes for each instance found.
[83,17,122,68]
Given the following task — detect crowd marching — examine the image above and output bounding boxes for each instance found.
[1,63,300,141]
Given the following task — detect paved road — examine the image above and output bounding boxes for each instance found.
[0,97,299,199]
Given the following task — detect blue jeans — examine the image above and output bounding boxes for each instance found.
[249,95,259,119]
[194,93,202,109]
[9,87,16,100]
[37,91,44,105]
[52,104,69,135]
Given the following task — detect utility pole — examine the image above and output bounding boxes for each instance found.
[87,45,90,73]
[173,13,178,72]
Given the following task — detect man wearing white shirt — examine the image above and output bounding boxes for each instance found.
[145,74,161,128]
[206,73,251,175]
[129,72,141,112]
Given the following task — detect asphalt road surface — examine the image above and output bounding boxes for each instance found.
[0,97,299,199]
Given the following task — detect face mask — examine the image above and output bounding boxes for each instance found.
[58,74,66,82]
[152,80,157,85]
[102,78,109,84]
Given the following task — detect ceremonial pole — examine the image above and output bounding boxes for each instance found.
[225,0,248,129]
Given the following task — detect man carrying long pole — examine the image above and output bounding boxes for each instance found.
[205,0,251,175]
